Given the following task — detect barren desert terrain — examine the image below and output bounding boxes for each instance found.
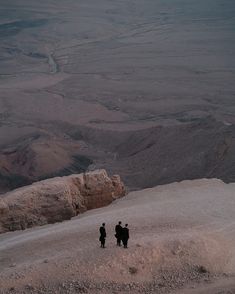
[0,0,235,192]
[1,179,235,293]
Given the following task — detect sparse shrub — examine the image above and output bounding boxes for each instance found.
[197,265,208,274]
[129,266,138,274]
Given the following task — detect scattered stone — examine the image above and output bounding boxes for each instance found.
[158,283,165,288]
[9,263,16,268]
[25,284,34,290]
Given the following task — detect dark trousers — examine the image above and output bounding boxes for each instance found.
[100,237,105,248]
[116,236,122,246]
[122,238,128,248]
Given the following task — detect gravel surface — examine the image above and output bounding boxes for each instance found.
[1,179,235,293]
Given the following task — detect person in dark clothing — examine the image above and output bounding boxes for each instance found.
[115,221,123,246]
[122,224,129,248]
[99,223,106,248]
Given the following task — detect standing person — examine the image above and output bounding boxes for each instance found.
[99,223,106,248]
[115,221,123,246]
[122,224,129,248]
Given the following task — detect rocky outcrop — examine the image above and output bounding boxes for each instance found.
[0,170,125,234]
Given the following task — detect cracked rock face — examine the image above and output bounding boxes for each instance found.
[0,169,125,234]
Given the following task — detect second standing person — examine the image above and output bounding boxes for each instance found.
[115,221,123,246]
[122,224,129,248]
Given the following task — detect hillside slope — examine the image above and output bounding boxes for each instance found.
[1,118,235,193]
[1,178,235,293]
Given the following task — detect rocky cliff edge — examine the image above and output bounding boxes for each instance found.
[0,169,125,234]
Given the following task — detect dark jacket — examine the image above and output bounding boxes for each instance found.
[122,227,129,240]
[115,224,123,237]
[99,226,106,238]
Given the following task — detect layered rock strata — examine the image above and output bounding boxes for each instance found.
[0,170,125,234]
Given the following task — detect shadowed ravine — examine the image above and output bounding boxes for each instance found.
[1,118,235,193]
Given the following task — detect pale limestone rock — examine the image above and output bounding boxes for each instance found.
[0,169,125,233]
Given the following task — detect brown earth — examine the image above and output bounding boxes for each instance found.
[69,118,235,190]
[1,117,235,193]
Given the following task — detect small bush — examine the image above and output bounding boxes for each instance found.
[129,266,138,274]
[197,265,208,274]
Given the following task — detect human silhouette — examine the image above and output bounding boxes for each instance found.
[122,224,129,248]
[115,221,123,246]
[99,223,106,248]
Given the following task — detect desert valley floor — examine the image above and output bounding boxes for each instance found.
[0,0,235,192]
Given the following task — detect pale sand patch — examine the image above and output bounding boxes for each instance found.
[1,179,235,292]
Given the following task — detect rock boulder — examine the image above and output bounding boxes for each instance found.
[0,169,125,234]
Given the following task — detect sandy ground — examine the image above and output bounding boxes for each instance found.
[1,178,235,293]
